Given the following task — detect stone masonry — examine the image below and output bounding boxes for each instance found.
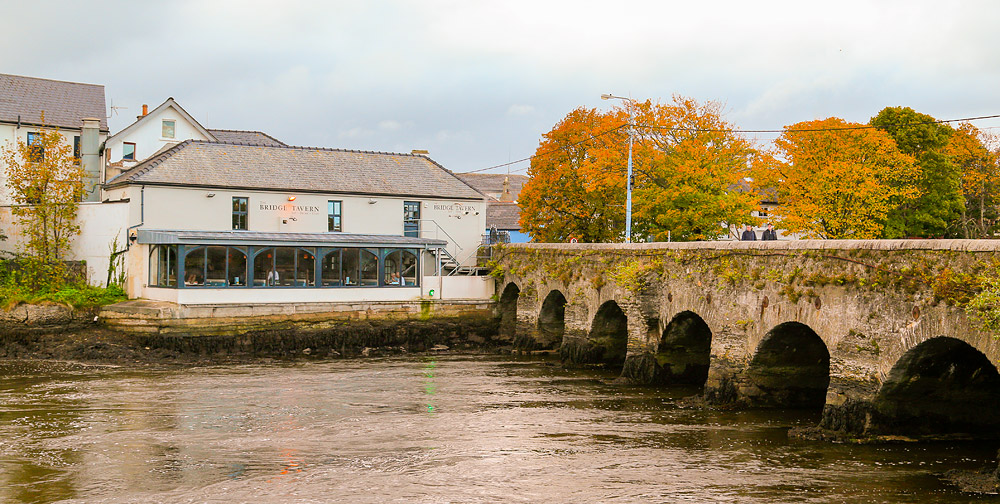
[495,240,1000,438]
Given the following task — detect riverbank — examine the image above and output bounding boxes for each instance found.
[0,299,504,364]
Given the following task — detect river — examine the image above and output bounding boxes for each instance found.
[0,356,994,503]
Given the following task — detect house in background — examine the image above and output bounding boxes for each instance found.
[103,97,285,184]
[456,173,531,243]
[0,73,108,202]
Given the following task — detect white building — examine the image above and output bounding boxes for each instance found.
[102,140,489,304]
[0,73,108,202]
[103,97,286,182]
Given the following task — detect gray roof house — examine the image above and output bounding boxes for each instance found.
[105,140,484,200]
[0,73,108,131]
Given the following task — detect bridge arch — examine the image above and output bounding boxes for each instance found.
[562,299,628,373]
[656,311,712,385]
[497,282,520,342]
[870,336,1000,437]
[536,289,567,349]
[745,321,830,409]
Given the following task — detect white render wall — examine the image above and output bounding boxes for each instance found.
[0,123,108,204]
[0,201,129,286]
[104,105,212,166]
[110,185,487,264]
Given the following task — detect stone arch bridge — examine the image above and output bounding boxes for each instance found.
[494,240,1000,438]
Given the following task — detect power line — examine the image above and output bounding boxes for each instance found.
[460,113,1000,174]
[461,124,628,174]
[635,113,1000,134]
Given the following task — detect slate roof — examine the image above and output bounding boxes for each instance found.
[456,173,529,201]
[208,129,286,146]
[486,202,522,230]
[106,140,485,200]
[0,73,107,131]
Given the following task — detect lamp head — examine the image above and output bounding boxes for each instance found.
[600,94,613,100]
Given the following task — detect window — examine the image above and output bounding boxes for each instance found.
[184,247,206,286]
[206,246,227,287]
[123,142,136,161]
[360,248,379,286]
[73,136,81,159]
[403,201,420,238]
[321,249,342,286]
[383,249,418,286]
[328,200,342,232]
[151,244,419,289]
[26,132,43,161]
[228,248,247,286]
[295,249,315,287]
[162,120,175,139]
[251,247,315,287]
[232,197,248,230]
[253,248,275,286]
[342,248,359,286]
[149,245,178,287]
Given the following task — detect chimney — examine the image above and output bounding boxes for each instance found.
[499,176,515,202]
[81,118,101,202]
[136,104,148,120]
[411,149,429,156]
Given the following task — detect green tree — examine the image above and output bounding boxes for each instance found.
[0,123,85,289]
[871,107,964,238]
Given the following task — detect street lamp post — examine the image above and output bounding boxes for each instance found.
[601,93,635,243]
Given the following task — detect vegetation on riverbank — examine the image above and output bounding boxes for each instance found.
[0,282,126,310]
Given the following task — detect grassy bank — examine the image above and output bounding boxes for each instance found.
[0,283,127,310]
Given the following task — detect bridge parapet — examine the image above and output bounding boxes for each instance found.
[494,240,1000,438]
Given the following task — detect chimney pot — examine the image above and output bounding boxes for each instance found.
[142,104,148,116]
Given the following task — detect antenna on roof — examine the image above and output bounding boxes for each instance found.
[107,98,127,119]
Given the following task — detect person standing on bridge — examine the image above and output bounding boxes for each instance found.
[762,223,778,241]
[741,224,757,241]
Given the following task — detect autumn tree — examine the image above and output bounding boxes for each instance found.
[945,122,1000,238]
[518,107,626,242]
[0,124,86,288]
[764,118,919,239]
[519,97,761,242]
[870,107,964,238]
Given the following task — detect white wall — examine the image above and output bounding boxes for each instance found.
[421,275,495,300]
[104,105,212,166]
[111,185,487,266]
[0,123,108,204]
[0,201,129,286]
[143,285,426,304]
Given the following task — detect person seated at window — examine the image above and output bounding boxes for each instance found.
[266,268,279,286]
[185,271,203,285]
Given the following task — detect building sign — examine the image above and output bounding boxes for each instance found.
[432,202,477,213]
[259,202,321,214]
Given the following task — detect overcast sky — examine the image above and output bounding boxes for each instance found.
[3,0,999,174]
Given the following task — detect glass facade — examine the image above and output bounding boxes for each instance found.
[150,244,420,289]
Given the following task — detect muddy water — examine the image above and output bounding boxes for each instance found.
[0,356,995,503]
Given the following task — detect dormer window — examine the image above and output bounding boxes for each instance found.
[162,120,175,139]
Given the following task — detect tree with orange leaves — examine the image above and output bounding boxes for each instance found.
[945,122,1000,238]
[519,97,761,242]
[763,118,919,239]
